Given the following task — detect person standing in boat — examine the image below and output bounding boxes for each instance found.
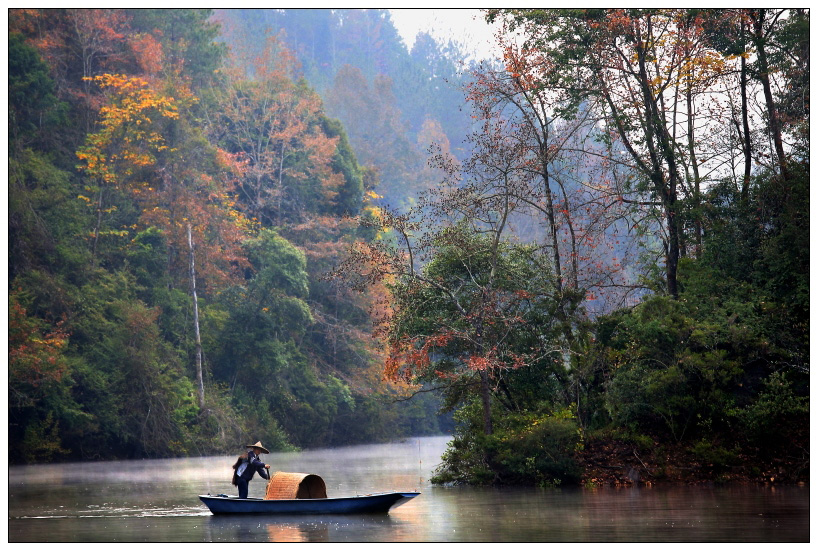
[232,441,271,499]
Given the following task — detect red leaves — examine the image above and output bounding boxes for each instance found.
[129,33,163,76]
[385,327,533,385]
[8,294,70,404]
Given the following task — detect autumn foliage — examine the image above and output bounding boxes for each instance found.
[8,293,70,408]
[7,9,808,487]
[8,8,446,463]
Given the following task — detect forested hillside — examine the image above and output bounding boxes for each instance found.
[8,8,447,464]
[213,9,475,209]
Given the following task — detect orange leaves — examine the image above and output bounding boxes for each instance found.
[514,289,534,300]
[11,9,132,86]
[384,331,455,383]
[601,9,737,97]
[466,355,492,372]
[383,304,536,386]
[129,33,163,75]
[384,338,426,383]
[213,57,345,225]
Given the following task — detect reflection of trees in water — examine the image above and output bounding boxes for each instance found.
[206,514,406,543]
[265,522,325,543]
[432,485,809,542]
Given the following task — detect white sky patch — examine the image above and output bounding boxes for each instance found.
[389,8,501,62]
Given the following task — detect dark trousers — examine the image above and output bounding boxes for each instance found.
[237,478,249,499]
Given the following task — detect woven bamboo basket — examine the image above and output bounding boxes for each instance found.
[265,471,328,500]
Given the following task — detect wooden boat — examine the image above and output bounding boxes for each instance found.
[199,491,420,515]
[199,471,419,515]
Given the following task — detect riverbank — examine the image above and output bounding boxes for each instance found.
[577,436,809,487]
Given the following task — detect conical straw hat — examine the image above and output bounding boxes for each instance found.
[245,441,270,454]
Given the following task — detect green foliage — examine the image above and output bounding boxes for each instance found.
[733,371,809,455]
[8,149,90,282]
[62,271,201,457]
[388,225,564,389]
[244,229,310,300]
[606,362,697,442]
[581,161,808,474]
[600,283,760,441]
[8,33,66,146]
[689,440,739,472]
[8,290,78,463]
[320,115,364,216]
[21,412,71,463]
[225,385,297,452]
[208,230,312,389]
[488,411,583,487]
[431,401,500,485]
[432,400,582,486]
[127,9,227,89]
[125,227,172,291]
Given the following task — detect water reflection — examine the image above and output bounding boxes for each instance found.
[412,484,810,542]
[204,513,405,543]
[8,436,810,542]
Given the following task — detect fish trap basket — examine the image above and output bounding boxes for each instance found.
[265,472,327,500]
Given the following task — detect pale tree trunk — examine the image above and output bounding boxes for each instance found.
[187,223,205,409]
[278,142,285,226]
[91,186,104,257]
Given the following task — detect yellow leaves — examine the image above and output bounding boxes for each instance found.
[77,73,180,187]
[724,52,751,61]
[93,228,129,238]
[363,204,384,220]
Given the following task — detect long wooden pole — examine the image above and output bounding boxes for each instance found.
[187,223,205,408]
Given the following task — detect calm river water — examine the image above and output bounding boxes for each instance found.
[7,436,809,542]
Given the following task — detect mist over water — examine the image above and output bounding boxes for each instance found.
[8,436,809,542]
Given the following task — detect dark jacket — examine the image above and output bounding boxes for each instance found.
[237,450,269,482]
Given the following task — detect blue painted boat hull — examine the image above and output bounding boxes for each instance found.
[199,492,419,515]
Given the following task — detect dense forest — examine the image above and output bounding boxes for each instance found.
[8,8,809,487]
[8,8,452,463]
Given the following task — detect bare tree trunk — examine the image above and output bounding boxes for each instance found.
[187,223,205,409]
[634,22,681,298]
[474,296,493,436]
[751,9,789,180]
[686,86,703,258]
[479,369,493,436]
[740,20,753,200]
[278,141,285,226]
